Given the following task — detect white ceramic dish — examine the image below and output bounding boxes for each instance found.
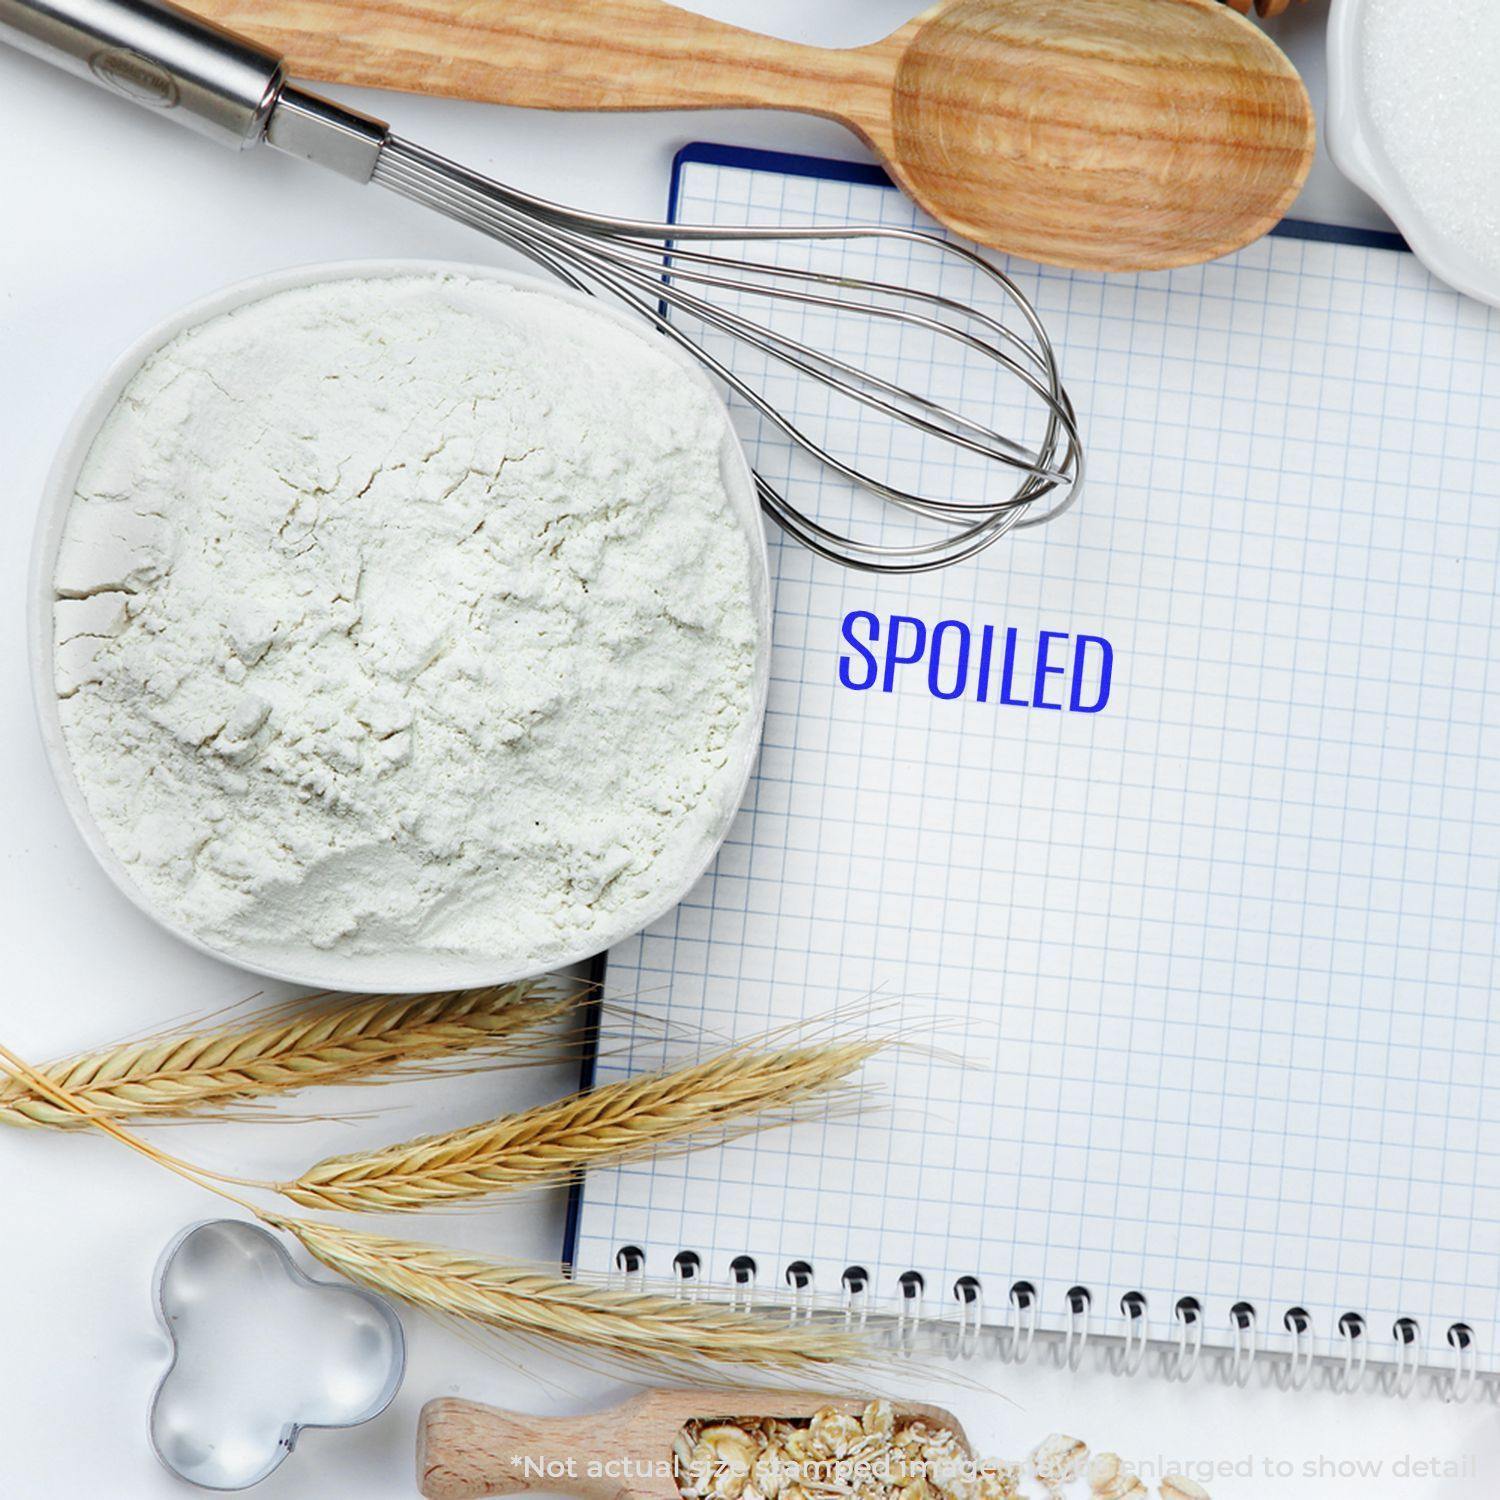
[29,259,771,993]
[1326,0,1500,307]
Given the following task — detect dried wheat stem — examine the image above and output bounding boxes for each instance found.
[280,1041,881,1213]
[270,1216,870,1372]
[0,1039,263,1211]
[0,984,577,1129]
[0,1038,884,1376]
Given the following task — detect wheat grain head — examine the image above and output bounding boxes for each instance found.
[280,1040,881,1213]
[271,1216,871,1373]
[0,984,579,1129]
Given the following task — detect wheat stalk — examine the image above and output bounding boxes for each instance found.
[0,984,578,1129]
[269,1216,870,1373]
[0,1038,885,1377]
[279,1040,881,1213]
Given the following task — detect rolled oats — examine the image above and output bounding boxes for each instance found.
[1159,1479,1211,1500]
[1031,1434,1089,1492]
[1083,1453,1147,1498]
[975,1465,1021,1500]
[676,1408,979,1500]
[810,1409,865,1460]
[675,1409,1201,1500]
[1087,1454,1122,1492]
[752,1454,787,1498]
[862,1401,896,1441]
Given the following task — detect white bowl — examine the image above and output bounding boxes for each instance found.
[29,259,771,993]
[1326,0,1500,307]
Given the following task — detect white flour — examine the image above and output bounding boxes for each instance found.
[53,273,761,982]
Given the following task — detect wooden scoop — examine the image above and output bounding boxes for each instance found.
[417,1388,970,1500]
[186,0,1314,273]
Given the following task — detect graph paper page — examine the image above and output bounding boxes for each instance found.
[572,147,1500,1372]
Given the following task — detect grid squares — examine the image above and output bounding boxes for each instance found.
[572,149,1500,1374]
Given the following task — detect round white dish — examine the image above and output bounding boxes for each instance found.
[29,259,771,993]
[1326,0,1500,307]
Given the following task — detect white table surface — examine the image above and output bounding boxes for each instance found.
[1,4,1494,1496]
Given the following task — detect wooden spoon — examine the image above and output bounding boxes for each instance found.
[417,1388,970,1500]
[187,0,1314,272]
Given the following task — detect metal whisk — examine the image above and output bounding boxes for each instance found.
[1,0,1083,574]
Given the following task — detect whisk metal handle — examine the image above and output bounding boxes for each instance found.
[0,0,283,147]
[0,0,387,176]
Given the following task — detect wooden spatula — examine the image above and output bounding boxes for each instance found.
[417,1389,971,1500]
[183,0,1314,273]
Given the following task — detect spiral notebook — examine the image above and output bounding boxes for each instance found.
[565,144,1500,1394]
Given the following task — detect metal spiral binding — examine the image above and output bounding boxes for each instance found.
[627,1247,1500,1400]
[1003,1281,1038,1365]
[785,1261,816,1325]
[1275,1308,1316,1393]
[949,1277,983,1362]
[1112,1292,1150,1379]
[842,1266,872,1334]
[673,1249,704,1302]
[896,1272,925,1356]
[615,1243,647,1293]
[1165,1298,1205,1383]
[728,1255,758,1314]
[1224,1303,1257,1388]
[1331,1313,1367,1395]
[1387,1318,1422,1399]
[1445,1324,1477,1405]
[1055,1287,1091,1373]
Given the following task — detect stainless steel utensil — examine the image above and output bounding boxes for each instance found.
[151,1219,405,1490]
[0,0,1083,573]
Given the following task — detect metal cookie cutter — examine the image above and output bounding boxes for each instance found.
[150,1219,405,1490]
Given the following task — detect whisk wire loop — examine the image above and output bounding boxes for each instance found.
[374,137,1083,573]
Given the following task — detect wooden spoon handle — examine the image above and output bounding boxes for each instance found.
[419,1398,604,1500]
[185,0,895,121]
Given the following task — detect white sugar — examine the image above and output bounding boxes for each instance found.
[1363,0,1500,272]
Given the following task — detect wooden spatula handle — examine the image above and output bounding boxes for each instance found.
[186,0,895,125]
[419,1397,647,1500]
[417,1390,972,1500]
